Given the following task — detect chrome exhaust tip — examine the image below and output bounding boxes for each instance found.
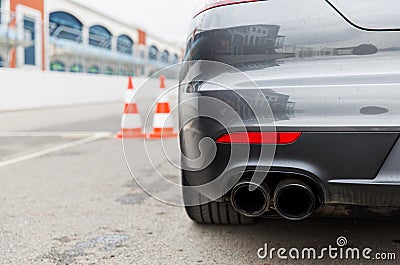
[274,179,316,221]
[231,181,270,217]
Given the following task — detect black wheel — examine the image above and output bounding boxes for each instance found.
[184,193,253,225]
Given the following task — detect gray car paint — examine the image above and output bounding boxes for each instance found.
[180,0,400,209]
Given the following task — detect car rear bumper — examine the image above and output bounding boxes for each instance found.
[180,0,400,212]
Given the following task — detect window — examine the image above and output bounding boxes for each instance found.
[89,25,112,50]
[88,65,100,74]
[50,61,65,72]
[104,66,113,75]
[233,34,244,55]
[16,6,42,68]
[149,45,158,61]
[161,50,169,63]
[70,63,84,73]
[49,12,83,42]
[117,35,133,55]
[24,17,36,66]
[172,54,179,64]
[249,36,254,45]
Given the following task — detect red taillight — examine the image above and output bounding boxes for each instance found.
[215,132,302,145]
[195,0,264,17]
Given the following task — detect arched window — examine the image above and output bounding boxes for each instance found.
[149,45,158,61]
[50,61,66,72]
[88,65,100,74]
[89,25,112,50]
[104,66,114,75]
[117,35,133,55]
[70,63,84,73]
[161,50,170,63]
[0,55,4,67]
[49,11,83,42]
[173,54,179,64]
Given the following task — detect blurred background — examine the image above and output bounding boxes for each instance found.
[0,0,198,111]
[2,1,399,265]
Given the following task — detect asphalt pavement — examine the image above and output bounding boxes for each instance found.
[0,102,399,265]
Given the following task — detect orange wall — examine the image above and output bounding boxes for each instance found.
[10,0,44,17]
[10,0,45,70]
[138,30,146,46]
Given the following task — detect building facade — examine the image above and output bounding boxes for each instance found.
[0,0,183,76]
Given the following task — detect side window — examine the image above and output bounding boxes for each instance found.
[149,45,159,61]
[24,17,36,66]
[88,65,100,74]
[50,61,65,72]
[117,35,134,55]
[173,54,179,64]
[89,25,112,50]
[49,11,83,43]
[16,6,42,68]
[70,63,84,73]
[104,66,113,75]
[161,50,170,63]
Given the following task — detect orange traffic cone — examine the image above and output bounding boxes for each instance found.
[117,77,145,139]
[148,76,178,139]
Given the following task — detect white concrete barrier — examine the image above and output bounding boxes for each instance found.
[0,68,151,111]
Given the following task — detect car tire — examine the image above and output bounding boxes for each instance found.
[184,193,253,225]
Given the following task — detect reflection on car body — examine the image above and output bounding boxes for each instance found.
[179,0,400,224]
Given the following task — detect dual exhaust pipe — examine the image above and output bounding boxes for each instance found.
[231,178,317,221]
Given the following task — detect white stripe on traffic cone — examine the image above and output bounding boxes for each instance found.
[148,76,177,139]
[117,77,145,139]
